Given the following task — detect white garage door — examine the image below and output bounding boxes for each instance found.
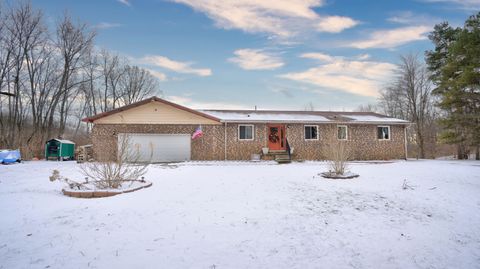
[119,133,191,163]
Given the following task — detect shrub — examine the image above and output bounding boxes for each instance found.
[325,141,351,175]
[78,135,150,189]
[50,135,150,190]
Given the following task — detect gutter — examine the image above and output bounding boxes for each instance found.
[404,125,408,160]
[216,120,410,125]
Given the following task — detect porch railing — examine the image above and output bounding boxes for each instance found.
[286,138,291,159]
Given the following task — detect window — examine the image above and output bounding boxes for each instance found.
[377,126,390,140]
[238,125,254,140]
[304,125,319,140]
[337,125,348,140]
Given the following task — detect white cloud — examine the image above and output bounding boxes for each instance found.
[356,54,371,60]
[141,55,212,77]
[166,95,251,109]
[316,16,359,33]
[422,0,480,10]
[280,53,397,97]
[387,11,440,26]
[229,49,284,70]
[172,0,358,39]
[117,0,131,6]
[388,11,418,24]
[96,22,122,29]
[146,69,168,81]
[300,52,335,62]
[347,25,431,49]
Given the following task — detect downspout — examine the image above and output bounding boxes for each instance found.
[224,122,227,160]
[59,142,63,161]
[404,125,408,160]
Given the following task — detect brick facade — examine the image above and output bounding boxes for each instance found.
[286,123,406,160]
[92,122,406,161]
[91,124,224,161]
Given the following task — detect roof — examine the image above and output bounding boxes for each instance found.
[81,96,409,125]
[82,96,221,123]
[48,139,75,144]
[200,110,410,124]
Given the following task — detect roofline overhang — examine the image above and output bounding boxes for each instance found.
[220,120,411,125]
[82,96,221,123]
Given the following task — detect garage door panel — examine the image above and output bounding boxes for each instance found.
[119,133,191,162]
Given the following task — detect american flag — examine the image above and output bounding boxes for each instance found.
[192,126,203,140]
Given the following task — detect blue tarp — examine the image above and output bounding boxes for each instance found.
[0,149,21,164]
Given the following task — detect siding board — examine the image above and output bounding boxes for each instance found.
[94,102,220,125]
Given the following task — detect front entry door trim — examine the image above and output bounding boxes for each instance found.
[268,124,286,150]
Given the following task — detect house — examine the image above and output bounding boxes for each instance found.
[82,96,410,162]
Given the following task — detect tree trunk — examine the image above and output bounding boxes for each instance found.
[457,144,466,160]
[416,128,425,159]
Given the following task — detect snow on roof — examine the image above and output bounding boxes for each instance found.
[200,110,331,123]
[50,139,75,144]
[340,115,409,123]
[200,110,409,124]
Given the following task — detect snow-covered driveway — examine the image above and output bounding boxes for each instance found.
[1,160,479,268]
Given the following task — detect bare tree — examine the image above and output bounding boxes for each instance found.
[89,51,160,112]
[119,65,157,105]
[304,102,315,111]
[21,10,54,146]
[0,3,14,97]
[0,2,45,148]
[379,54,436,158]
[0,4,15,142]
[48,12,95,138]
[354,104,377,112]
[0,2,161,159]
[96,49,121,112]
[378,84,409,120]
[79,134,150,188]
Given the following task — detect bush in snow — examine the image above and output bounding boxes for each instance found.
[78,135,150,189]
[50,135,150,190]
[324,141,352,176]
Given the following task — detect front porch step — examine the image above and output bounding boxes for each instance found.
[275,154,291,164]
[267,150,287,155]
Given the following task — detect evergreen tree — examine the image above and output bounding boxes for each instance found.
[426,13,480,159]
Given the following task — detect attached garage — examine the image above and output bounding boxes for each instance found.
[119,133,191,163]
[83,97,222,162]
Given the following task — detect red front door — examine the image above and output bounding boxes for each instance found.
[268,125,286,150]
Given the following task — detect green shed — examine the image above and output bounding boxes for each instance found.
[45,139,75,161]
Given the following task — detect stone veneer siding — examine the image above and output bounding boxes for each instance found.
[285,123,406,160]
[225,123,267,160]
[91,124,225,161]
[91,123,406,161]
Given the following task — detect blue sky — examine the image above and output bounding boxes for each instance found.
[32,0,479,110]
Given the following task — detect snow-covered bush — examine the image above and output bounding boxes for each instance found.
[78,135,150,189]
[325,141,351,175]
[50,135,150,190]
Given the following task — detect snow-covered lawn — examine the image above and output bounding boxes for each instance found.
[1,160,479,268]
